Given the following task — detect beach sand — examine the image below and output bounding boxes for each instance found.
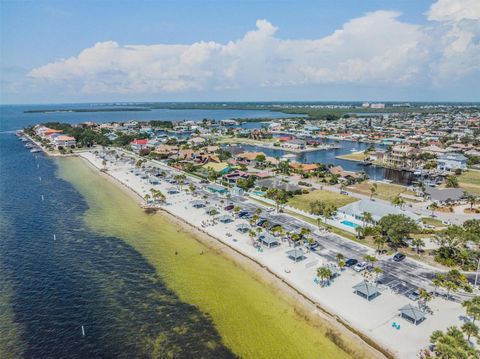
[68,150,468,359]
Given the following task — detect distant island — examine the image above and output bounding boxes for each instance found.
[24,107,152,114]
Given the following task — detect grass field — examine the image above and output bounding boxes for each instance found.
[421,217,445,228]
[336,151,368,162]
[288,189,357,212]
[347,181,417,202]
[458,170,480,195]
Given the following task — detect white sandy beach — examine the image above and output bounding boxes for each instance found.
[79,149,470,359]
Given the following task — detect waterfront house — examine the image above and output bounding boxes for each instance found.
[384,144,420,168]
[329,166,360,180]
[289,162,318,173]
[437,153,467,172]
[53,135,76,148]
[282,139,307,150]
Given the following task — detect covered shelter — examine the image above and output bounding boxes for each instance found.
[218,215,233,223]
[191,200,206,208]
[259,233,279,248]
[236,223,250,233]
[399,304,426,325]
[207,184,228,194]
[286,248,306,262]
[353,281,380,301]
[167,187,179,194]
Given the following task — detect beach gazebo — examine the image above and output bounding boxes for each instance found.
[259,233,279,248]
[167,187,179,194]
[353,281,380,301]
[399,304,426,325]
[286,248,305,262]
[218,215,233,223]
[191,200,206,208]
[205,207,218,216]
[236,223,250,233]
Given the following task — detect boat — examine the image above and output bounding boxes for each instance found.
[25,143,34,148]
[30,148,42,153]
[350,148,358,152]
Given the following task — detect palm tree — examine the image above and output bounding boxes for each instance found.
[369,183,377,200]
[466,195,477,211]
[411,237,425,254]
[144,193,151,202]
[429,202,439,217]
[317,267,333,286]
[336,253,345,263]
[248,230,256,244]
[461,321,478,342]
[363,255,377,267]
[391,195,405,209]
[362,211,373,227]
[373,267,383,283]
[373,235,387,254]
[419,288,433,310]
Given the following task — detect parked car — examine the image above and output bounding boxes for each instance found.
[237,211,249,218]
[353,262,368,272]
[224,204,234,211]
[393,253,406,262]
[200,179,209,184]
[266,207,275,213]
[308,242,320,250]
[345,259,358,267]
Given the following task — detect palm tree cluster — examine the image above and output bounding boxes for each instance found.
[309,200,337,228]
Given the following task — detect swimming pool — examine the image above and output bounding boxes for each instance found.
[253,191,266,196]
[341,220,360,229]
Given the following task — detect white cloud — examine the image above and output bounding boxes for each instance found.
[28,1,480,96]
[427,0,480,21]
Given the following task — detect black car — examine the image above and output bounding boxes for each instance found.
[393,253,406,262]
[237,211,249,218]
[345,259,358,267]
[224,204,234,211]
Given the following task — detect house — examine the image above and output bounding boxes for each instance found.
[282,139,306,150]
[289,162,318,173]
[131,139,148,152]
[329,166,360,180]
[202,162,231,174]
[189,137,207,146]
[338,199,420,224]
[236,152,265,163]
[437,153,468,172]
[424,187,465,204]
[384,144,420,168]
[256,178,301,192]
[53,135,76,148]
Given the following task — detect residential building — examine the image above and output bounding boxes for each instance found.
[437,153,468,172]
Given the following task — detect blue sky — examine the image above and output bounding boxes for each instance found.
[1,0,479,103]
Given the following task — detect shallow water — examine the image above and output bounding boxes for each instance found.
[58,156,361,358]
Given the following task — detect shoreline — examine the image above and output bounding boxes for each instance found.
[76,153,389,358]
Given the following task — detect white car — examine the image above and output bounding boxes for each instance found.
[353,262,368,272]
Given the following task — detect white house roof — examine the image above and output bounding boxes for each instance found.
[338,199,420,222]
[439,153,467,161]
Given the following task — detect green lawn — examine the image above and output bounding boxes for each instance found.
[347,181,417,202]
[287,189,357,212]
[458,170,480,195]
[421,217,445,228]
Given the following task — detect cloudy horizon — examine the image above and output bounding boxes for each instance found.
[1,0,479,104]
